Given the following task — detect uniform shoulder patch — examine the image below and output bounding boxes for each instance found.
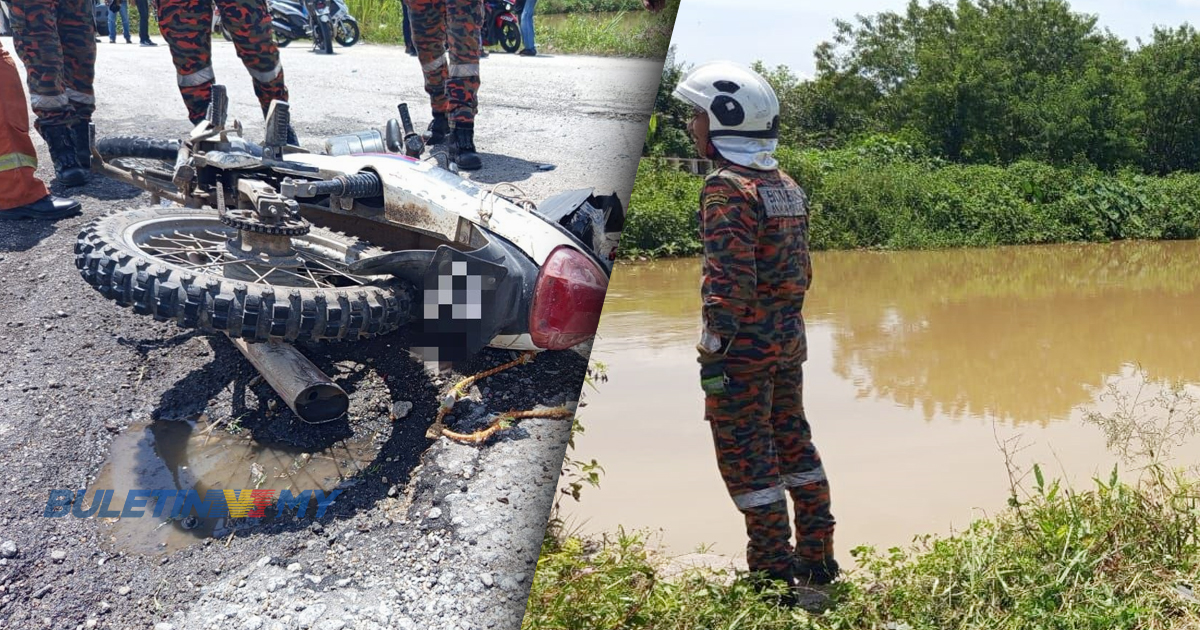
[759,184,809,218]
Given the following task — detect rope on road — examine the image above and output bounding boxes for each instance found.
[419,351,575,444]
[441,406,575,445]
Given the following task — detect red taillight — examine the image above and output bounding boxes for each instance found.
[529,246,609,350]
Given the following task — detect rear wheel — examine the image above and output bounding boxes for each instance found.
[334,19,359,46]
[275,31,293,47]
[76,207,412,342]
[499,21,520,53]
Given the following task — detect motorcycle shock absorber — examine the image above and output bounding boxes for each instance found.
[284,172,383,199]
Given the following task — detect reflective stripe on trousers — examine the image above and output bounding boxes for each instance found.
[0,152,38,172]
[30,93,70,111]
[246,62,282,83]
[731,485,785,510]
[782,465,826,488]
[178,66,215,87]
[65,89,96,106]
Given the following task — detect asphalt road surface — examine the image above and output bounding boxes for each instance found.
[0,38,660,630]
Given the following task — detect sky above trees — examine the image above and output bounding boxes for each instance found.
[669,0,1200,77]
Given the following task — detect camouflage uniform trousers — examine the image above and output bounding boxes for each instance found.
[405,0,480,125]
[8,0,96,134]
[155,0,287,124]
[705,319,835,577]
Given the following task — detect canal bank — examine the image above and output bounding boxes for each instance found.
[564,241,1200,566]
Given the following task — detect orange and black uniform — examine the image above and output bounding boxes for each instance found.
[7,0,96,134]
[698,160,835,581]
[406,0,480,125]
[0,38,50,211]
[155,0,288,124]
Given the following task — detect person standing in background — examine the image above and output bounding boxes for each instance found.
[402,1,416,55]
[8,0,96,187]
[135,0,158,46]
[108,0,132,44]
[0,36,83,220]
[517,0,535,56]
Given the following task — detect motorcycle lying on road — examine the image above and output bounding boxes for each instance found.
[269,0,336,54]
[77,87,622,423]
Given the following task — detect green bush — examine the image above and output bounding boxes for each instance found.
[539,0,644,13]
[622,160,702,258]
[625,144,1200,258]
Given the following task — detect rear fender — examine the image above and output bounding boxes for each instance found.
[412,234,538,361]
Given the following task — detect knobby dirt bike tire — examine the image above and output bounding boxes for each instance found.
[76,207,413,343]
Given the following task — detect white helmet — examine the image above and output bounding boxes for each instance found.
[673,61,780,170]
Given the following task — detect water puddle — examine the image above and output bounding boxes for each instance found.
[87,417,386,554]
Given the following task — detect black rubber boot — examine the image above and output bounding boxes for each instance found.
[39,124,88,187]
[425,113,449,145]
[71,121,92,169]
[449,124,482,171]
[746,567,798,609]
[0,195,82,221]
[794,557,839,585]
[287,124,300,146]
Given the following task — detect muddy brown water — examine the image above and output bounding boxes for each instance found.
[566,241,1200,565]
[89,418,384,554]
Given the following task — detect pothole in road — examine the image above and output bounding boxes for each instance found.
[87,417,388,554]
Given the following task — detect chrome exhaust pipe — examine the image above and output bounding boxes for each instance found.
[231,338,349,424]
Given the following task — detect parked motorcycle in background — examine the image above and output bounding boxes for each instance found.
[331,0,360,47]
[269,0,335,54]
[212,5,232,41]
[481,0,521,53]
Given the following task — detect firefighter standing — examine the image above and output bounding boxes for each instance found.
[7,0,96,187]
[406,0,483,170]
[156,0,294,141]
[0,38,81,220]
[673,61,838,602]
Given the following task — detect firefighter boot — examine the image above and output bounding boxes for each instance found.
[449,124,482,171]
[0,195,82,221]
[71,121,92,169]
[39,125,88,187]
[746,566,799,609]
[425,113,449,145]
[794,557,839,586]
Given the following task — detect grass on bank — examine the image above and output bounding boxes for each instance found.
[525,378,1200,630]
[345,0,676,57]
[623,137,1200,258]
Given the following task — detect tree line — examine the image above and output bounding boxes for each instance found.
[646,0,1200,175]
